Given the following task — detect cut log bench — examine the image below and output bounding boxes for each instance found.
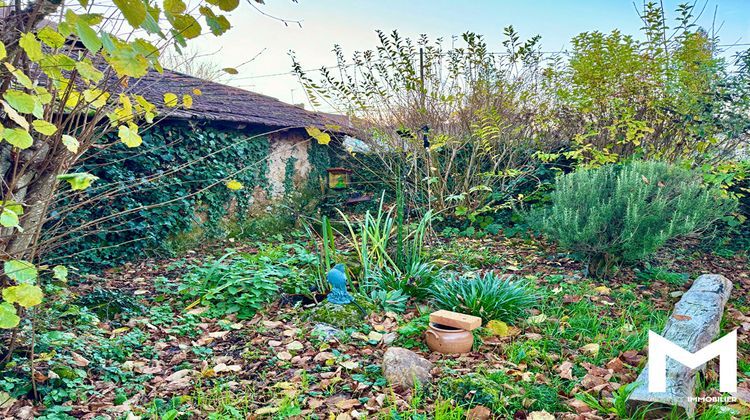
[626,274,733,418]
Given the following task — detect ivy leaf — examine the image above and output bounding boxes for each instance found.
[53,265,68,282]
[32,120,57,136]
[225,180,243,190]
[19,33,43,61]
[305,126,331,145]
[3,128,34,149]
[3,284,43,308]
[57,173,99,191]
[113,0,147,27]
[62,135,80,153]
[4,260,38,284]
[0,302,20,329]
[4,90,36,114]
[182,94,193,108]
[163,92,178,107]
[118,124,142,147]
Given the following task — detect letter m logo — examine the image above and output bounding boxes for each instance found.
[648,330,737,393]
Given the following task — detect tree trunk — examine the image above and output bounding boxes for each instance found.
[626,274,733,418]
[6,171,59,257]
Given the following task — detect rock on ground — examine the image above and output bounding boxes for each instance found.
[382,347,433,389]
[311,323,343,341]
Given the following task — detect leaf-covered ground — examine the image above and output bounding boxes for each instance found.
[1,235,748,419]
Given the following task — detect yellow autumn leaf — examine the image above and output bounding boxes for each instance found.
[580,343,600,356]
[192,88,202,96]
[486,320,511,337]
[593,285,611,295]
[2,283,43,308]
[32,120,57,136]
[118,124,142,148]
[61,135,79,153]
[225,180,243,190]
[163,92,178,107]
[305,126,331,145]
[182,94,193,109]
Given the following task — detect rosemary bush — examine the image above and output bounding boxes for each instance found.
[531,161,736,277]
[431,273,536,323]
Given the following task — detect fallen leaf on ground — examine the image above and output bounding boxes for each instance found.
[528,411,555,420]
[339,360,358,370]
[527,314,547,324]
[593,285,610,295]
[557,361,574,380]
[213,363,241,373]
[580,343,600,356]
[335,399,360,409]
[466,405,492,420]
[486,320,509,336]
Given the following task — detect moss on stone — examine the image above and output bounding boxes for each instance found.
[306,295,375,329]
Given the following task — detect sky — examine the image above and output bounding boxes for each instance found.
[190,0,750,110]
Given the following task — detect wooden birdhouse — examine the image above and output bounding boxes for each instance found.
[327,168,352,190]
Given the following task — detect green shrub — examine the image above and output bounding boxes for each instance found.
[177,250,281,319]
[431,272,536,323]
[531,161,736,277]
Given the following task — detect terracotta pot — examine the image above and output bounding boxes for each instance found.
[425,322,473,354]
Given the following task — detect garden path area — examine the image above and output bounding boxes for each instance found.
[2,234,748,419]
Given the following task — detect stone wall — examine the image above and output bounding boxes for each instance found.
[266,130,312,198]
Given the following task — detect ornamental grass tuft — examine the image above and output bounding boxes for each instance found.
[431,272,536,323]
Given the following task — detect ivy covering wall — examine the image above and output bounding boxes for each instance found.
[44,121,333,270]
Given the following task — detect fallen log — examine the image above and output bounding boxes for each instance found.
[626,274,733,418]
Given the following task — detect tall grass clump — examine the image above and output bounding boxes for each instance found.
[531,160,736,277]
[431,273,536,323]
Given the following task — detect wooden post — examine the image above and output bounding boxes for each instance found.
[626,274,733,418]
